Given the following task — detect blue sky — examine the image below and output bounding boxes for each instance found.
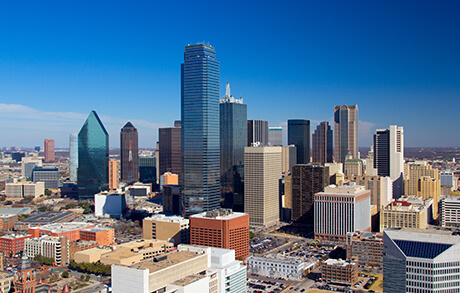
[1,1,459,148]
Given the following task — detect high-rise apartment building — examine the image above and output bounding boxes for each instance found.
[120,122,139,183]
[373,125,404,198]
[291,164,329,224]
[314,184,371,241]
[247,120,268,146]
[288,119,310,164]
[334,105,358,163]
[220,83,247,210]
[69,133,78,182]
[108,160,119,191]
[44,139,55,163]
[190,209,249,260]
[181,44,220,216]
[159,125,181,182]
[244,146,282,227]
[383,228,460,293]
[77,111,109,200]
[312,121,333,165]
[268,126,283,146]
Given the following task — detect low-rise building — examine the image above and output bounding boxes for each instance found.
[380,195,433,231]
[14,211,77,230]
[321,259,358,286]
[24,235,69,265]
[28,222,94,242]
[0,234,33,257]
[143,214,189,245]
[346,231,383,268]
[31,166,62,189]
[0,271,14,293]
[0,214,19,231]
[80,227,115,246]
[69,240,99,261]
[94,191,127,218]
[246,255,305,280]
[5,182,45,199]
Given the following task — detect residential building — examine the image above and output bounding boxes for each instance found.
[5,182,44,199]
[288,119,310,164]
[268,126,283,146]
[24,235,69,265]
[143,214,190,245]
[78,110,109,200]
[380,196,433,231]
[190,209,249,259]
[247,120,268,146]
[334,104,358,163]
[181,44,220,216]
[346,231,383,268]
[220,83,247,210]
[0,234,32,257]
[44,139,55,163]
[159,125,181,181]
[314,184,371,241]
[247,255,305,280]
[31,166,61,189]
[120,122,139,183]
[312,121,333,165]
[440,195,460,227]
[291,164,329,224]
[69,133,78,182]
[321,259,358,286]
[244,146,282,227]
[383,228,460,293]
[94,191,126,218]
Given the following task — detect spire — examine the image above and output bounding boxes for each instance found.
[226,82,230,97]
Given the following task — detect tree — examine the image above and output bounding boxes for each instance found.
[86,275,91,281]
[80,274,85,280]
[62,271,69,278]
[249,231,256,239]
[45,189,52,196]
[4,201,12,205]
[34,254,55,265]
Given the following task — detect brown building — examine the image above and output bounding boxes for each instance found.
[0,234,33,257]
[346,231,383,268]
[291,164,329,224]
[80,227,115,246]
[143,214,189,245]
[189,209,249,260]
[0,214,19,231]
[334,105,358,163]
[44,139,55,163]
[159,126,181,182]
[312,121,333,165]
[120,122,139,183]
[108,160,119,191]
[321,259,359,286]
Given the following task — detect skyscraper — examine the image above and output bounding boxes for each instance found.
[312,121,333,165]
[181,44,220,216]
[159,125,181,181]
[334,105,358,163]
[268,126,283,146]
[373,125,404,198]
[44,139,55,163]
[247,120,268,146]
[77,111,109,200]
[120,122,139,183]
[220,82,247,210]
[288,119,310,164]
[69,133,78,182]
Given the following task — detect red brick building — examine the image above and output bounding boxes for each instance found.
[28,222,94,243]
[0,234,33,257]
[0,214,19,231]
[190,209,249,260]
[80,227,115,246]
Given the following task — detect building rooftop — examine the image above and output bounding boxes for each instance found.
[324,259,356,267]
[0,207,31,215]
[0,234,31,239]
[319,184,367,196]
[170,274,206,287]
[117,239,168,251]
[0,214,17,218]
[247,255,303,265]
[38,222,92,233]
[190,209,247,220]
[144,214,189,224]
[81,227,113,233]
[17,211,75,225]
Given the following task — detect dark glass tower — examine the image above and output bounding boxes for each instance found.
[77,111,109,200]
[312,121,333,165]
[288,119,311,164]
[120,122,139,183]
[181,44,220,216]
[159,125,181,180]
[220,82,247,211]
[247,120,268,146]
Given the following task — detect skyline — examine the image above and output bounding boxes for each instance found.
[1,1,459,148]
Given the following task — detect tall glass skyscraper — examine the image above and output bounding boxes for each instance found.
[77,111,109,200]
[312,121,333,165]
[181,44,220,216]
[288,119,310,164]
[220,82,247,211]
[69,133,78,182]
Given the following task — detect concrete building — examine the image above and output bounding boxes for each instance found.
[127,182,152,197]
[21,156,42,179]
[346,231,383,268]
[291,164,329,224]
[31,166,61,189]
[29,222,93,243]
[120,122,139,183]
[312,121,333,165]
[334,105,358,163]
[108,160,119,191]
[344,159,363,177]
[247,120,268,146]
[94,191,126,218]
[44,139,55,163]
[244,146,282,227]
[143,214,190,245]
[24,235,69,265]
[321,259,358,286]
[440,195,460,227]
[314,184,371,241]
[246,255,305,280]
[380,196,433,231]
[5,182,44,199]
[325,162,344,185]
[281,145,297,174]
[383,228,460,293]
[268,126,283,146]
[190,209,249,260]
[160,172,179,190]
[349,175,392,212]
[69,133,78,182]
[0,271,14,293]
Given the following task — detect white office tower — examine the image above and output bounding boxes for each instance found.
[440,195,460,227]
[69,133,78,182]
[21,157,42,179]
[111,244,246,293]
[384,228,460,293]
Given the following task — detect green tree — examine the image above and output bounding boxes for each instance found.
[34,254,55,265]
[86,275,91,281]
[45,189,52,196]
[62,271,69,278]
[80,274,84,280]
[249,231,256,239]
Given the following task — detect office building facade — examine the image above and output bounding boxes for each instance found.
[44,139,55,163]
[312,121,333,165]
[288,119,310,164]
[138,156,156,184]
[247,120,268,146]
[334,105,358,163]
[181,44,220,216]
[120,122,139,183]
[31,167,61,189]
[268,126,283,146]
[159,126,181,182]
[69,133,78,182]
[108,160,119,191]
[440,196,460,228]
[77,111,109,200]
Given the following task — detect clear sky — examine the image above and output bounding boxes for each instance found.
[1,0,459,148]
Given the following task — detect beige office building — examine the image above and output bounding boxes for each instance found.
[344,159,363,177]
[244,146,282,227]
[380,195,433,231]
[349,175,392,211]
[283,173,292,208]
[143,214,189,245]
[108,160,119,191]
[334,104,359,163]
